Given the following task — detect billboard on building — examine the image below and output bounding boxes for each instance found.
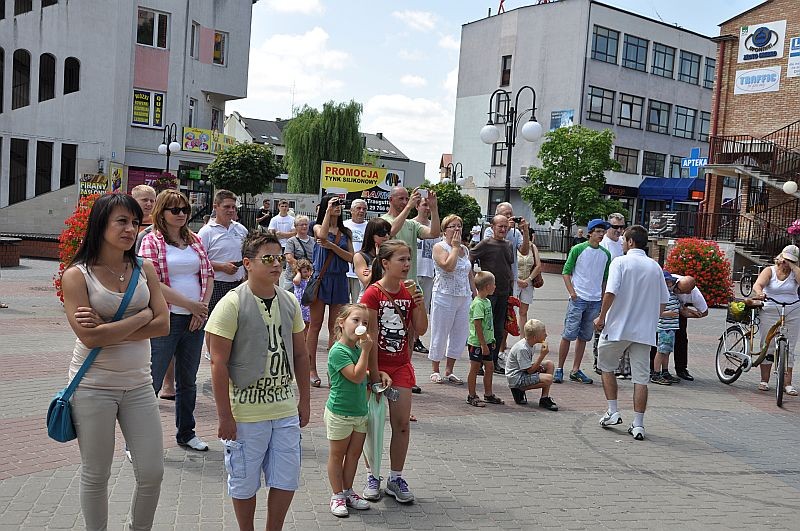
[549,110,574,131]
[734,66,781,94]
[788,37,800,78]
[182,128,236,154]
[738,20,786,63]
[79,174,109,199]
[320,161,404,214]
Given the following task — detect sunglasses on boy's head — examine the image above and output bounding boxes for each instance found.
[259,254,286,265]
[166,206,192,215]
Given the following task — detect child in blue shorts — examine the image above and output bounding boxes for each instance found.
[652,271,681,385]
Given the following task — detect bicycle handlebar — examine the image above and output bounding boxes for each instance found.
[763,297,800,307]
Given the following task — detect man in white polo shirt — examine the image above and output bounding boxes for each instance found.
[593,225,669,441]
[597,212,628,378]
[555,218,611,385]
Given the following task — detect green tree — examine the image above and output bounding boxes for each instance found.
[284,100,363,194]
[207,142,281,206]
[422,181,482,242]
[521,125,622,234]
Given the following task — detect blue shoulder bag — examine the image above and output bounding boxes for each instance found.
[46,259,142,442]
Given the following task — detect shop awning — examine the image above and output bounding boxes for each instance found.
[638,177,705,201]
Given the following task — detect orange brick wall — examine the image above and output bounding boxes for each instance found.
[16,240,60,260]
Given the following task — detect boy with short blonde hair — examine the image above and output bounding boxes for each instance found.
[505,319,558,410]
[466,271,504,407]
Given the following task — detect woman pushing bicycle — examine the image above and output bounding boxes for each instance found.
[751,244,800,397]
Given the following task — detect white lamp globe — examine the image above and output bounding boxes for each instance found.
[169,140,182,153]
[521,120,543,142]
[784,181,798,194]
[157,143,168,155]
[456,176,467,186]
[480,124,500,144]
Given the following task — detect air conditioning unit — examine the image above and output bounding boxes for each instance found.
[519,166,530,183]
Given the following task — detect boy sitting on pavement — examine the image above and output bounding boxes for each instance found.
[466,271,504,407]
[505,319,558,410]
[651,271,682,385]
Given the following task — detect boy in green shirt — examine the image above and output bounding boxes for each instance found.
[466,271,504,406]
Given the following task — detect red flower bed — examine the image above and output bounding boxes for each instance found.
[53,194,101,302]
[664,238,733,307]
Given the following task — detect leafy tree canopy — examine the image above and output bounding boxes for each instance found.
[419,181,482,241]
[207,142,281,203]
[284,100,363,194]
[521,125,623,231]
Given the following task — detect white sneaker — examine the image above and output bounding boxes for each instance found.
[385,476,415,503]
[345,489,370,510]
[181,436,209,451]
[599,410,622,427]
[330,495,348,517]
[628,424,645,440]
[362,474,381,501]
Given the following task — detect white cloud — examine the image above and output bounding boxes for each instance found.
[398,49,426,61]
[443,66,458,102]
[438,34,460,51]
[391,10,437,32]
[262,0,324,15]
[231,27,349,116]
[400,75,428,88]
[363,94,454,183]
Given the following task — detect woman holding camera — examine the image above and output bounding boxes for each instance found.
[306,194,354,387]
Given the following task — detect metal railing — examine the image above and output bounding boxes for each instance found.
[763,119,800,152]
[710,134,800,185]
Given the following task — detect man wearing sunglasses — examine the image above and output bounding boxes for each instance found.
[597,213,630,378]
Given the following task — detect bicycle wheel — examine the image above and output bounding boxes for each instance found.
[740,274,753,298]
[716,326,747,384]
[776,338,787,407]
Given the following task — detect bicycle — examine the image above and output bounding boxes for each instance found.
[715,296,800,407]
[738,265,761,298]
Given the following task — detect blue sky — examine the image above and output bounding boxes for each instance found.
[227,0,761,181]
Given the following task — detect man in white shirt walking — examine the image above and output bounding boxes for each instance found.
[343,199,368,303]
[593,225,669,441]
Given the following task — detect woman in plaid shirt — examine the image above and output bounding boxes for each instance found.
[139,190,215,451]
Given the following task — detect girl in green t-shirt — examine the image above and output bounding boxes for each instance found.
[325,304,377,517]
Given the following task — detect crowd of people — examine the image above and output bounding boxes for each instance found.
[60,185,800,529]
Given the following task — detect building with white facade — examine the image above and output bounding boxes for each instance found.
[453,0,726,225]
[0,0,255,234]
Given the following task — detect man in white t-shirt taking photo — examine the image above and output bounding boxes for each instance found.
[555,219,611,385]
[343,199,368,303]
[267,199,296,250]
[413,197,441,354]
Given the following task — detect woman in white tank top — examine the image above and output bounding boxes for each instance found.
[752,244,800,396]
[60,193,169,530]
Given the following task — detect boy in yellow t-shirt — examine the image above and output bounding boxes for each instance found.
[206,233,310,531]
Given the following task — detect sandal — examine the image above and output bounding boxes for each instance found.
[430,372,443,383]
[466,395,485,407]
[310,377,322,388]
[409,414,418,422]
[483,394,505,405]
[0,303,8,309]
[785,385,799,396]
[758,381,770,391]
[445,373,464,385]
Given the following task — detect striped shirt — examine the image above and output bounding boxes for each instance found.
[658,293,681,331]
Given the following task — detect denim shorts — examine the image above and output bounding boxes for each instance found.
[224,415,301,499]
[657,329,676,354]
[562,297,602,342]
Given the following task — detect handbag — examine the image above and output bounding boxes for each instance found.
[46,258,142,442]
[505,295,521,336]
[301,233,343,306]
[531,252,544,288]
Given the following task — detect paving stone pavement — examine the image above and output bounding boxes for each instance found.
[1,259,800,530]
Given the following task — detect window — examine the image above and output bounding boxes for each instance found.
[647,99,671,134]
[698,111,711,142]
[494,91,509,124]
[188,98,197,127]
[618,93,644,129]
[38,53,56,102]
[190,21,200,58]
[63,57,80,94]
[0,48,4,112]
[673,106,696,139]
[614,147,639,174]
[670,155,689,178]
[14,0,31,16]
[271,179,288,194]
[131,89,164,127]
[651,43,675,78]
[9,138,28,205]
[500,55,511,86]
[42,0,57,6]
[591,25,618,64]
[678,51,701,84]
[642,151,666,177]
[211,108,222,132]
[704,58,716,89]
[492,142,507,166]
[1,0,4,20]
[35,141,53,195]
[137,8,169,49]
[622,34,648,72]
[12,49,30,109]
[213,31,227,66]
[587,86,614,124]
[60,143,77,187]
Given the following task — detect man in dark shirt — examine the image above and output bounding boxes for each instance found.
[256,199,272,233]
[471,215,528,373]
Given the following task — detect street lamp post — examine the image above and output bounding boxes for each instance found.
[479,86,543,203]
[157,122,182,173]
[445,162,467,186]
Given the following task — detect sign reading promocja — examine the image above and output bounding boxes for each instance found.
[734,66,781,95]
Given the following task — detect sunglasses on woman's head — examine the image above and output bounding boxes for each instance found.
[167,206,192,215]
[375,229,390,237]
[259,254,286,265]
